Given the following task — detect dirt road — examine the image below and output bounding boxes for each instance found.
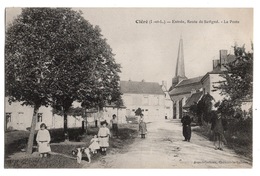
[83,120,252,168]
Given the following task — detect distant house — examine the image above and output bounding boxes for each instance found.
[4,98,84,131]
[161,81,173,119]
[5,79,169,130]
[201,50,236,103]
[120,80,166,122]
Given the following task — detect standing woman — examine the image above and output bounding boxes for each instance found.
[139,117,147,139]
[211,112,227,150]
[98,120,111,155]
[36,123,51,157]
[110,114,119,138]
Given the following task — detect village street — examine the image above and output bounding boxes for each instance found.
[83,120,251,168]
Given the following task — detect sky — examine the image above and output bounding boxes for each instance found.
[5,8,253,89]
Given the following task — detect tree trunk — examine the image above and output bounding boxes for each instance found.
[117,108,120,124]
[82,107,87,134]
[64,112,69,141]
[26,104,40,154]
[81,121,85,133]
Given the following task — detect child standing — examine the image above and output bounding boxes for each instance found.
[36,123,51,157]
[139,118,147,139]
[110,114,119,138]
[89,135,100,154]
[98,120,110,155]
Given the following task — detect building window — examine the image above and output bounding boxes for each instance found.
[142,109,144,112]
[6,113,11,123]
[132,109,135,112]
[156,97,159,105]
[145,109,148,111]
[143,97,149,105]
[37,113,43,122]
[133,96,142,106]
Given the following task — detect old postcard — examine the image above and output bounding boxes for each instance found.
[4,7,253,169]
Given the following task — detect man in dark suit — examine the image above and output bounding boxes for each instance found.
[181,110,192,142]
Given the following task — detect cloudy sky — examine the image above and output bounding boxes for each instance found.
[6,8,253,89]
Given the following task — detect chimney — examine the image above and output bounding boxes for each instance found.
[219,50,228,71]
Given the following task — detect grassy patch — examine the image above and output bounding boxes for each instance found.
[5,155,81,168]
[5,127,87,158]
[5,123,138,168]
[193,118,252,160]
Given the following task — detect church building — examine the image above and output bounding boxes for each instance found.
[169,38,252,120]
[169,37,203,119]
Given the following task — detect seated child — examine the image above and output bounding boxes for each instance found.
[89,135,100,154]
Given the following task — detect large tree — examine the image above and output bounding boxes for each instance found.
[5,9,54,153]
[216,44,253,117]
[218,44,253,103]
[6,8,121,145]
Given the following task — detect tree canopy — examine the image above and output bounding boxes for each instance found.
[218,44,253,103]
[215,44,253,118]
[6,8,122,142]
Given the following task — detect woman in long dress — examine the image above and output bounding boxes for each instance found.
[211,112,227,150]
[139,118,147,139]
[36,123,51,157]
[110,114,119,138]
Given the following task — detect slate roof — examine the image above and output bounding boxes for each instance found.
[120,81,165,95]
[169,76,203,96]
[175,76,204,87]
[183,91,204,108]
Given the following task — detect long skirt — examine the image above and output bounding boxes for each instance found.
[38,142,51,153]
[99,137,109,147]
[183,125,191,140]
[214,132,227,144]
[112,124,119,136]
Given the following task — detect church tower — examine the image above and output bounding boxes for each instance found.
[171,36,187,88]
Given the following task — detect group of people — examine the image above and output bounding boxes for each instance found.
[36,114,120,157]
[36,110,225,159]
[181,110,227,150]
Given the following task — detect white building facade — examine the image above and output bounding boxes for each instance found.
[5,98,84,131]
[120,80,166,122]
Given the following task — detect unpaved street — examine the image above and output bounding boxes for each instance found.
[83,120,251,168]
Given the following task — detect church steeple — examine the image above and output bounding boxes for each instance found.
[171,36,187,89]
[175,36,185,77]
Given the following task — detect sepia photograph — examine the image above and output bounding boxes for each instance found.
[4,7,253,169]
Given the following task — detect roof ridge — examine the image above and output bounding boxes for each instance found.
[120,80,164,95]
